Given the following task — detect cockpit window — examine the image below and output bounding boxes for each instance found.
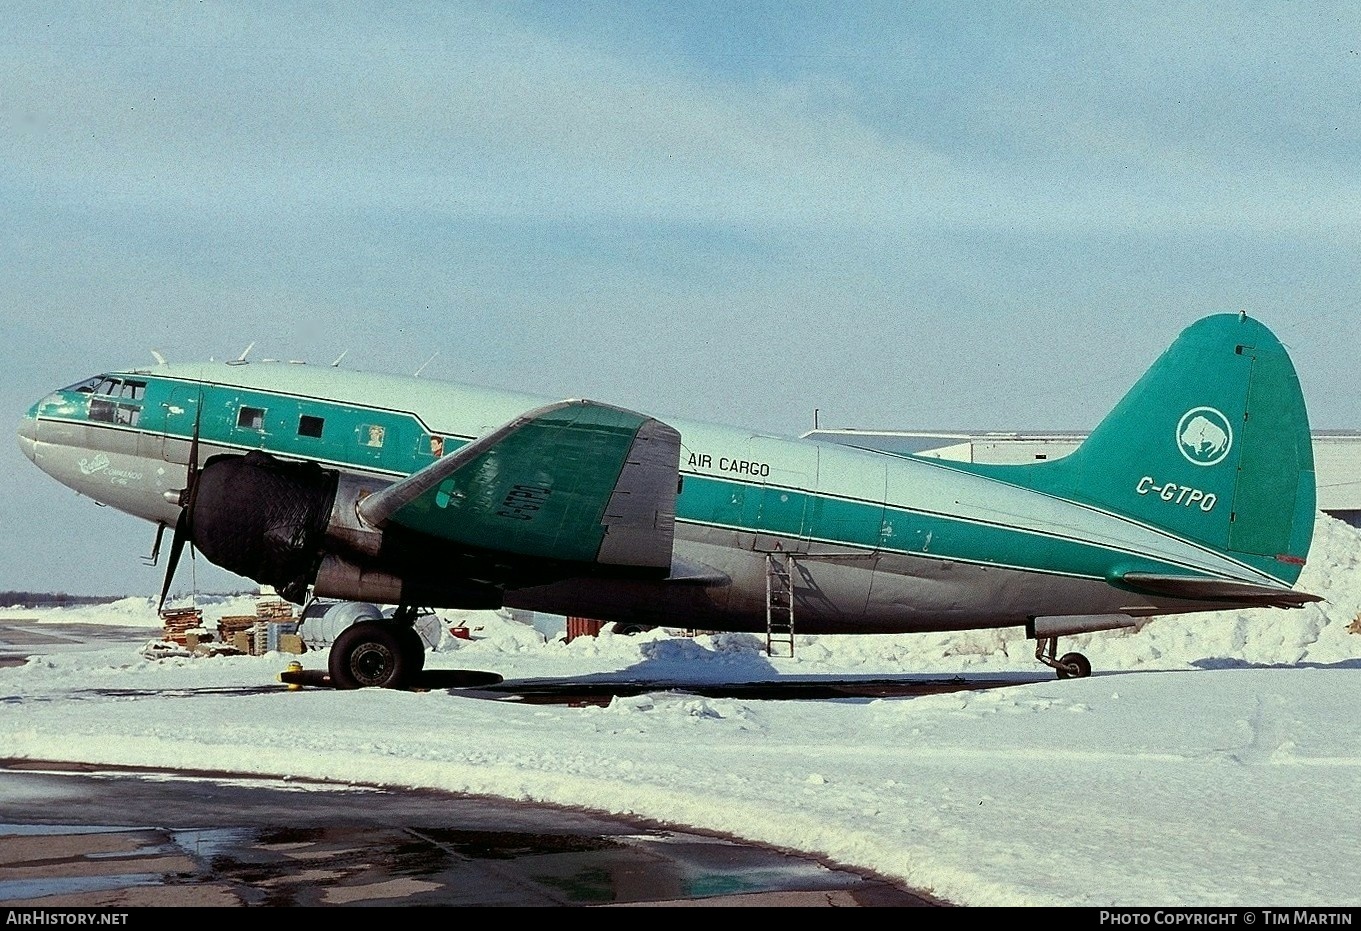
[60,375,147,426]
[65,375,146,396]
[62,376,103,394]
[85,377,146,428]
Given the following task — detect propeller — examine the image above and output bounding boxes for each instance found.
[157,394,203,614]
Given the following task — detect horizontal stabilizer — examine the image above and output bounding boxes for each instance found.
[1117,572,1322,608]
[358,400,681,571]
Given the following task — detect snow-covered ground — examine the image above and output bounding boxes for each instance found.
[2,514,1359,907]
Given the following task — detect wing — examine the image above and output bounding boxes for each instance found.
[358,400,681,572]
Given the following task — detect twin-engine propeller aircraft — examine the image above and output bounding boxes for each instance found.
[19,313,1319,688]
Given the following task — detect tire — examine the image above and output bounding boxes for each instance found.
[1056,651,1092,679]
[613,623,653,636]
[328,621,411,690]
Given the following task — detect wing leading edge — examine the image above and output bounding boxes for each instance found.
[358,400,681,572]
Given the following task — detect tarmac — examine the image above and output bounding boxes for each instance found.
[0,761,940,907]
[0,618,947,907]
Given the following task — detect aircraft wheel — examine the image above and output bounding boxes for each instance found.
[1056,651,1092,680]
[329,621,411,689]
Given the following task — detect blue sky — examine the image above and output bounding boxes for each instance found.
[3,2,1358,593]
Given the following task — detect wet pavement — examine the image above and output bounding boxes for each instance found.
[0,618,995,905]
[0,620,140,668]
[0,762,941,907]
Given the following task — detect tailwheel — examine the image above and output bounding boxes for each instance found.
[1056,651,1092,679]
[1035,636,1093,679]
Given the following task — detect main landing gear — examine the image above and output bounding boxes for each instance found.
[328,604,428,690]
[1035,636,1092,680]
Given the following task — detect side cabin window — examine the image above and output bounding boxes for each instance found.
[237,406,267,431]
[298,414,325,439]
[355,421,402,468]
[86,377,145,427]
[360,424,386,448]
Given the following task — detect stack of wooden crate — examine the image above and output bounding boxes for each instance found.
[217,614,257,652]
[160,607,203,645]
[254,597,302,654]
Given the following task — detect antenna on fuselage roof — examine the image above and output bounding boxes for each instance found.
[331,349,348,367]
[414,351,438,377]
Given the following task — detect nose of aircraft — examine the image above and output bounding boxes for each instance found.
[18,405,38,463]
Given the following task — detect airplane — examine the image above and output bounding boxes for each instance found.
[17,312,1320,688]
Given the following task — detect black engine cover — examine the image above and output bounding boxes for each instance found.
[190,451,339,603]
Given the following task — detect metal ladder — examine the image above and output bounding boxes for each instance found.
[765,552,795,657]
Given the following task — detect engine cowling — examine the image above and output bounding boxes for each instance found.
[179,451,506,609]
[189,451,339,603]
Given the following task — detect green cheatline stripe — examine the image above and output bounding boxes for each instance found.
[673,473,1241,583]
[37,406,1248,582]
[890,455,1285,586]
[49,374,1289,584]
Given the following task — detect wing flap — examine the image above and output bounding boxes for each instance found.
[596,418,680,568]
[358,400,681,571]
[1117,572,1322,608]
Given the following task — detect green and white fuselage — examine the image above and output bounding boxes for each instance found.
[18,314,1318,639]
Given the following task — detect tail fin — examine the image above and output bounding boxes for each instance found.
[1013,314,1315,584]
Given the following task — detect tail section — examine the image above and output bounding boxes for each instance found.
[1012,314,1315,584]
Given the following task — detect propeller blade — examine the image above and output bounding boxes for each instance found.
[159,390,205,615]
[184,391,203,502]
[157,512,189,614]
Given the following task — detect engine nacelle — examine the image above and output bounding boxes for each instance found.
[313,554,406,604]
[185,451,508,608]
[189,451,340,603]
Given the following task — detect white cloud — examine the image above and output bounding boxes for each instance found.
[9,4,1358,239]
